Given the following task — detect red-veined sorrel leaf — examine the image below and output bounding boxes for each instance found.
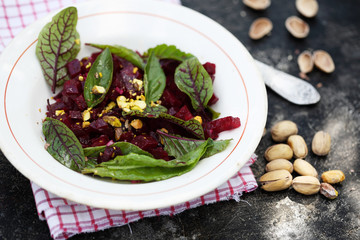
[42,117,85,172]
[84,48,113,108]
[144,44,194,61]
[36,7,80,93]
[174,57,213,114]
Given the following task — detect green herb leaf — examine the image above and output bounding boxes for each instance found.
[123,110,204,139]
[42,118,85,172]
[157,130,231,159]
[83,141,153,158]
[144,44,194,61]
[144,52,166,103]
[207,106,221,120]
[123,105,168,118]
[82,139,213,182]
[87,43,145,70]
[36,7,80,93]
[174,57,213,113]
[84,48,113,108]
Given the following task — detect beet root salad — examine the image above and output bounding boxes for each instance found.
[38,7,240,182]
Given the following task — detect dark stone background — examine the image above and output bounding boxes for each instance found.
[1,0,359,239]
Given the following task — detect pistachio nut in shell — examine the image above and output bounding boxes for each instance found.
[266,159,293,173]
[270,120,298,142]
[249,18,273,40]
[292,176,320,195]
[285,16,310,38]
[243,0,271,10]
[288,135,308,158]
[293,159,318,177]
[260,170,293,192]
[297,50,314,73]
[313,50,335,73]
[264,144,293,161]
[312,131,331,156]
[321,170,345,184]
[296,0,319,18]
[320,183,338,200]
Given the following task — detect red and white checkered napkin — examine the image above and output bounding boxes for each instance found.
[1,0,258,239]
[31,154,257,240]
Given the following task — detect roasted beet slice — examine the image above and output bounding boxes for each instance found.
[91,135,109,147]
[74,94,87,111]
[203,62,216,75]
[66,59,81,78]
[69,110,82,120]
[70,123,87,136]
[119,131,134,142]
[90,118,114,137]
[148,146,170,161]
[175,105,194,121]
[97,146,123,163]
[131,135,158,151]
[208,93,219,105]
[204,116,241,139]
[161,89,182,109]
[63,79,81,96]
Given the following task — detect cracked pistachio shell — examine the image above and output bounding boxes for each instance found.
[297,50,314,73]
[296,0,319,18]
[321,170,345,184]
[266,159,293,173]
[312,131,331,156]
[285,16,310,38]
[293,159,318,177]
[320,183,338,199]
[265,144,293,161]
[313,50,335,73]
[243,0,271,10]
[287,135,308,159]
[292,176,320,195]
[249,18,273,40]
[260,170,293,192]
[271,120,298,142]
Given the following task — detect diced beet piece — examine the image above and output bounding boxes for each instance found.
[66,59,81,78]
[119,131,134,142]
[90,51,102,62]
[203,62,216,75]
[148,147,170,161]
[81,58,92,73]
[63,79,81,96]
[47,101,67,117]
[91,135,109,147]
[175,105,194,121]
[97,146,123,163]
[78,134,91,148]
[90,118,114,137]
[131,135,158,151]
[167,107,177,116]
[161,89,182,109]
[160,59,181,75]
[74,95,87,111]
[62,94,76,109]
[70,123,87,136]
[208,93,219,105]
[69,110,82,120]
[204,116,241,139]
[56,113,72,128]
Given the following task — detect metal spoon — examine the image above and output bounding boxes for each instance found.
[255,60,321,105]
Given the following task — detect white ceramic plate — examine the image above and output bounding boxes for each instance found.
[0,0,267,210]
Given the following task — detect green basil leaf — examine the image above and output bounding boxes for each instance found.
[174,57,213,113]
[84,48,113,108]
[83,142,153,158]
[144,44,194,61]
[82,139,213,182]
[42,118,85,172]
[123,105,168,118]
[87,43,145,70]
[36,7,80,93]
[157,130,231,159]
[123,110,204,139]
[144,52,166,103]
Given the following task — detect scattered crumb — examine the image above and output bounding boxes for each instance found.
[38,108,41,113]
[350,169,354,173]
[36,122,39,125]
[240,11,246,17]
[350,187,355,192]
[316,82,323,88]
[299,72,310,80]
[287,55,293,61]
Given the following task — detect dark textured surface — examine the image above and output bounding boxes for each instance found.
[1,0,359,239]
